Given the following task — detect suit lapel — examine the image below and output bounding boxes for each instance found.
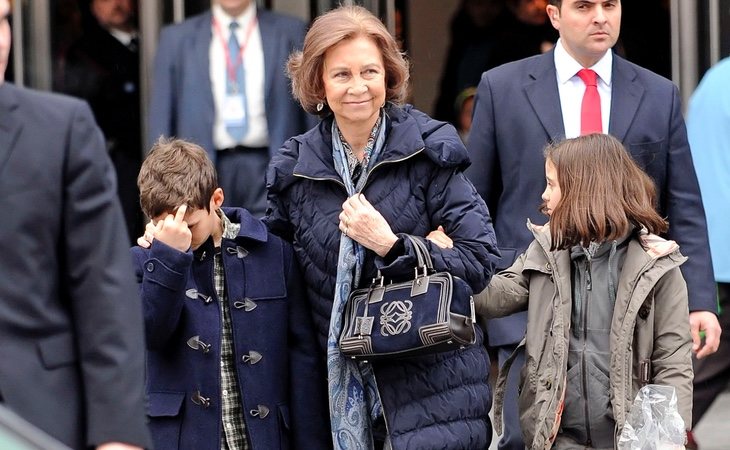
[0,84,23,178]
[257,10,275,103]
[609,55,644,142]
[524,52,565,142]
[194,12,215,121]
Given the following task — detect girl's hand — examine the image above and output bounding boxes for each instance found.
[426,226,453,249]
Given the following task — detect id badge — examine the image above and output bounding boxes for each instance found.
[222,94,246,127]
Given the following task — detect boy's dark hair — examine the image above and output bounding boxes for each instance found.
[138,138,218,219]
[544,133,668,250]
[548,0,561,7]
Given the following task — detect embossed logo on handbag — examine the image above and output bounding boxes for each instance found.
[339,235,476,360]
[379,300,413,336]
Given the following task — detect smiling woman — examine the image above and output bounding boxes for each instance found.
[266,5,500,450]
[321,36,387,153]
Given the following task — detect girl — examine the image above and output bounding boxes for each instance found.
[474,133,693,449]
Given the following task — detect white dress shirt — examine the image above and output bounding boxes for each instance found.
[211,3,269,149]
[554,39,613,139]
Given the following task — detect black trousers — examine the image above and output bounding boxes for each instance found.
[216,146,269,218]
[692,282,730,427]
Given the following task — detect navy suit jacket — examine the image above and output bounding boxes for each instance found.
[148,9,315,162]
[0,83,150,449]
[467,51,716,346]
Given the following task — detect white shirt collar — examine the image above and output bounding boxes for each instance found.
[108,28,136,47]
[211,2,257,30]
[554,38,613,86]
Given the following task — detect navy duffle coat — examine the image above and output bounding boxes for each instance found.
[132,208,330,450]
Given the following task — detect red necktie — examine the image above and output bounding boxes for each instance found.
[577,69,602,135]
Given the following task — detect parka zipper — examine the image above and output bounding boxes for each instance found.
[530,234,569,445]
[583,258,593,447]
[359,148,425,192]
[292,173,347,189]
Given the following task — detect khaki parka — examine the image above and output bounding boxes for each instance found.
[475,222,693,450]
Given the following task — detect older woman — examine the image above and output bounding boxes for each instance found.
[265,6,499,450]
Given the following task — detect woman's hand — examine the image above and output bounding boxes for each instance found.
[339,194,398,257]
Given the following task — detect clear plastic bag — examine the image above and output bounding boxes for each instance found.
[617,384,686,450]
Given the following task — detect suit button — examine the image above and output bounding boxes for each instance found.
[250,405,270,419]
[146,262,154,272]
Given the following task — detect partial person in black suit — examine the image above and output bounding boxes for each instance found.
[0,1,150,448]
[56,0,143,243]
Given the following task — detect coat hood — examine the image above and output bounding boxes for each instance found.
[527,220,681,260]
[266,103,470,194]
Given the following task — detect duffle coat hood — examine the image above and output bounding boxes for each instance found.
[475,222,693,450]
[265,104,500,449]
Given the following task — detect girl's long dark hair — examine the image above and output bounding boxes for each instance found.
[545,133,668,250]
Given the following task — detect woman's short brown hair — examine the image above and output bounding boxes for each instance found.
[545,133,668,250]
[287,5,410,116]
[138,138,218,219]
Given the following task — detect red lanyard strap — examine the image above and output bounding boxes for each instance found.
[212,15,259,82]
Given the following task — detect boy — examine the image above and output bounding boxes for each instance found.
[133,138,330,450]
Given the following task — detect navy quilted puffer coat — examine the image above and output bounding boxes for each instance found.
[265,104,500,449]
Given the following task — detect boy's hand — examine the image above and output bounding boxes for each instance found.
[154,204,192,252]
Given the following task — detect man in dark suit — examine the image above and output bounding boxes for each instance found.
[466,1,721,448]
[57,0,143,243]
[148,0,315,217]
[0,1,150,449]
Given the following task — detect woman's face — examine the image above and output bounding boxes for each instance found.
[322,35,386,130]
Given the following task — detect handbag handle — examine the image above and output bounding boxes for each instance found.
[368,235,434,287]
[405,235,434,275]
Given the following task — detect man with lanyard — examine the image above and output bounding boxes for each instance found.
[149,0,314,217]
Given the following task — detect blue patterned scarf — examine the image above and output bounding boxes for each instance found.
[327,110,387,450]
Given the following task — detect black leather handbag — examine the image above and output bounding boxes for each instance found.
[339,235,477,360]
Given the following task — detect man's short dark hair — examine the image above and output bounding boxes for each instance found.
[548,0,561,6]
